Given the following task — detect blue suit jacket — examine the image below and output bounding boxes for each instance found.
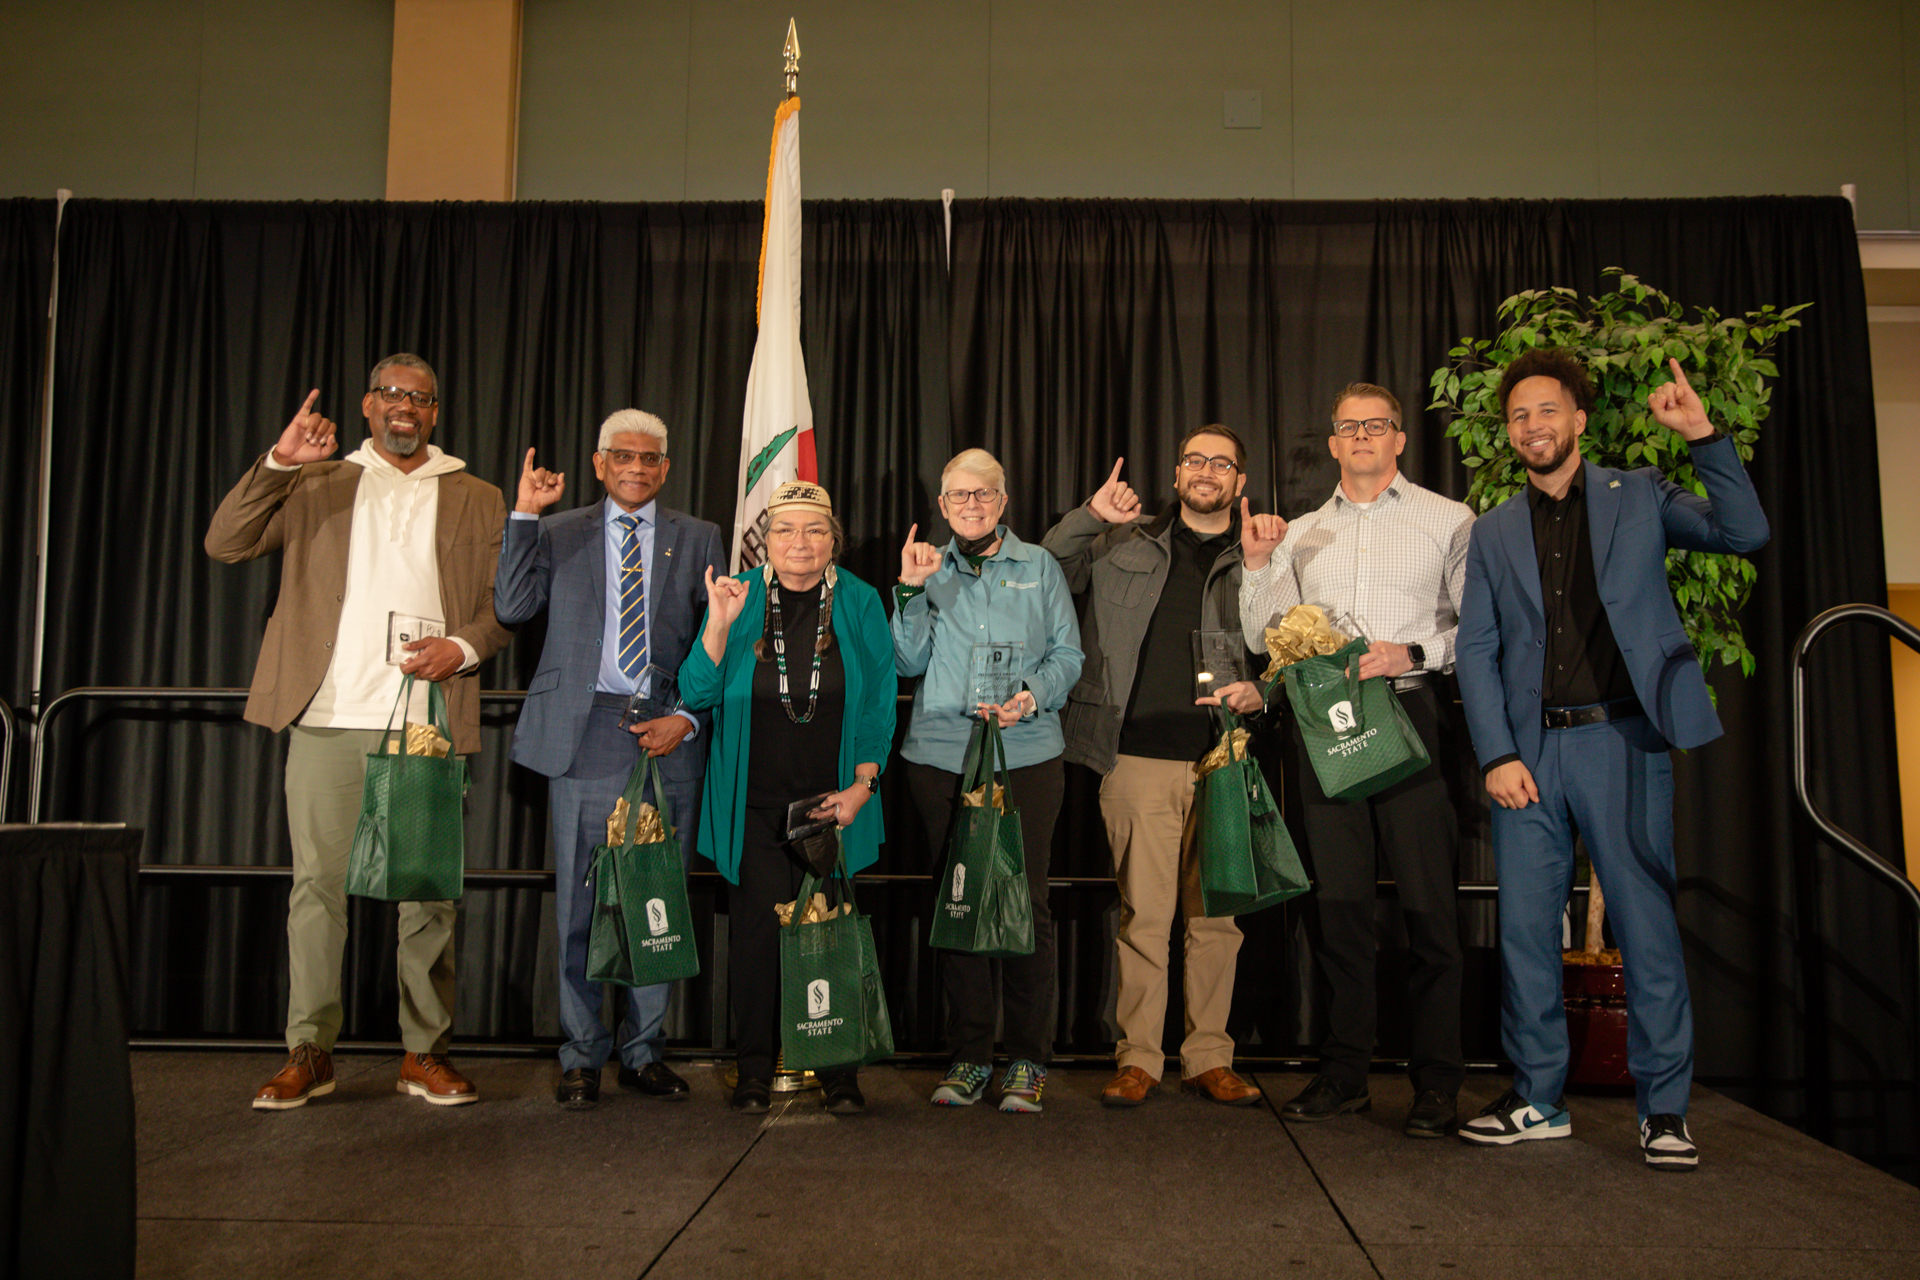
[494,501,728,780]
[1455,435,1769,771]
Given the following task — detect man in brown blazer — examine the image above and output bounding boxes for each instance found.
[207,353,511,1110]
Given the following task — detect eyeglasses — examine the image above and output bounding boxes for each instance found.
[1179,453,1239,475]
[1332,418,1396,437]
[601,449,665,468]
[941,488,1002,507]
[372,385,438,408]
[768,525,833,542]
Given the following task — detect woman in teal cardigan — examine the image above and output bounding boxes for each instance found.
[679,481,896,1114]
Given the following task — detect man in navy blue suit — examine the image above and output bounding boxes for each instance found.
[1453,350,1768,1169]
[494,409,727,1109]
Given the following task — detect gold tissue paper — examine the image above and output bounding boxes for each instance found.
[386,722,452,757]
[604,796,665,847]
[1261,605,1354,681]
[775,893,847,926]
[1194,727,1253,781]
[961,782,1007,812]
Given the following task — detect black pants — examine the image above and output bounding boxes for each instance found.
[905,756,1064,1065]
[731,806,855,1088]
[1295,683,1465,1096]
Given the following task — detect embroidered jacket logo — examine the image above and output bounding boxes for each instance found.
[646,898,669,937]
[952,863,967,901]
[1328,701,1357,733]
[807,979,831,1019]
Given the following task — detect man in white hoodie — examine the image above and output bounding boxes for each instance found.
[207,354,511,1110]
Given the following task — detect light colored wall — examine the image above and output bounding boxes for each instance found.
[1872,315,1920,585]
[9,2,1900,216]
[0,0,393,201]
[387,0,522,200]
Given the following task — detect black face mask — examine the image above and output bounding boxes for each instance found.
[954,528,999,557]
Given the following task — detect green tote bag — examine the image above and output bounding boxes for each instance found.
[927,718,1036,958]
[1281,638,1431,802]
[1194,708,1311,917]
[779,854,895,1071]
[586,754,702,987]
[347,675,467,901]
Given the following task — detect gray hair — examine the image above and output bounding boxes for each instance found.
[598,409,669,454]
[941,447,1006,495]
[368,353,437,395]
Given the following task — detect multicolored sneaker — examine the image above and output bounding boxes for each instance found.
[998,1060,1047,1114]
[1640,1114,1699,1171]
[1457,1088,1571,1145]
[931,1061,992,1106]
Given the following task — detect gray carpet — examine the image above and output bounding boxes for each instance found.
[132,1055,1920,1279]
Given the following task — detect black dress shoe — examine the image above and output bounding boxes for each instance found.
[1281,1073,1371,1123]
[731,1079,772,1113]
[820,1074,866,1115]
[1404,1089,1458,1138]
[619,1061,690,1098]
[554,1068,600,1110]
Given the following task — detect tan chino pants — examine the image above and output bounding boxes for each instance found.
[1101,753,1243,1078]
[283,725,457,1054]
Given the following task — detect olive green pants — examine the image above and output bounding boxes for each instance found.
[283,725,456,1054]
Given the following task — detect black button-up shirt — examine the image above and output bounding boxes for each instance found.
[1529,476,1634,710]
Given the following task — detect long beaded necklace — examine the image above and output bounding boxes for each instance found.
[767,577,828,724]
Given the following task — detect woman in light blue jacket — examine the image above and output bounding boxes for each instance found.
[892,448,1083,1113]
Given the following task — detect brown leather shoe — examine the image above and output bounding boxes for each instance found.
[398,1052,479,1106]
[1100,1065,1157,1108]
[1181,1066,1262,1106]
[252,1042,334,1110]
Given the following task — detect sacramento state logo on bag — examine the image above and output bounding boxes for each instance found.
[646,898,669,937]
[952,863,967,901]
[1328,700,1357,734]
[807,978,831,1019]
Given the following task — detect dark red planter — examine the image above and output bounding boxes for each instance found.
[1563,961,1631,1087]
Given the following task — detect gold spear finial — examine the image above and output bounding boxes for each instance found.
[783,18,801,99]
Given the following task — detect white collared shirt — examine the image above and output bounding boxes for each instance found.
[1239,474,1473,670]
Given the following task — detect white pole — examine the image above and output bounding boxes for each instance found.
[30,187,71,726]
[942,188,954,269]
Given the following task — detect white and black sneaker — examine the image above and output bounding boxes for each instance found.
[1640,1114,1698,1171]
[1457,1088,1571,1145]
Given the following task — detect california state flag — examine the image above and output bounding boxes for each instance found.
[731,93,816,571]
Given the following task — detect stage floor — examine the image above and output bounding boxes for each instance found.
[133,1053,1920,1279]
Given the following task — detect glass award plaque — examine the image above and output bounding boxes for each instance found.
[1192,631,1246,701]
[619,663,682,730]
[969,641,1025,709]
[385,612,446,665]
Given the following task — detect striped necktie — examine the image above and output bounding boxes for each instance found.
[615,513,647,681]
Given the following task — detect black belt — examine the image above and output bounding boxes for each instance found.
[1543,697,1642,730]
[1390,671,1438,694]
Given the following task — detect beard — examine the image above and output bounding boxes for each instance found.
[381,421,422,457]
[1519,433,1576,476]
[1179,479,1233,515]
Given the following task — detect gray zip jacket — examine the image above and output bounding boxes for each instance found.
[1039,502,1247,775]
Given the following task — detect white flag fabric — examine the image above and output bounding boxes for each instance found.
[731,96,816,572]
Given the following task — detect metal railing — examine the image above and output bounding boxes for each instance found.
[1791,603,1920,1154]
[0,695,16,824]
[33,683,1519,1065]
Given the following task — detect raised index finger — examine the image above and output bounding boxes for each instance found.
[522,446,537,476]
[903,522,918,547]
[1667,358,1696,393]
[297,388,319,417]
[1106,456,1125,487]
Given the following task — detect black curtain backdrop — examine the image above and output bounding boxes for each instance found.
[27,194,1910,1172]
[0,200,55,755]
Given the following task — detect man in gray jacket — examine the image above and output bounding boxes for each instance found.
[1041,427,1267,1108]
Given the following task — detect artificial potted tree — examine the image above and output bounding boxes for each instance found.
[1430,268,1805,1084]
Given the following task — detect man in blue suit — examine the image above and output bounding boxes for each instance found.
[494,409,727,1109]
[1453,350,1768,1169]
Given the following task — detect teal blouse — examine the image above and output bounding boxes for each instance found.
[679,567,898,883]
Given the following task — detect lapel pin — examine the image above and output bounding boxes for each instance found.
[1609,480,1621,488]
